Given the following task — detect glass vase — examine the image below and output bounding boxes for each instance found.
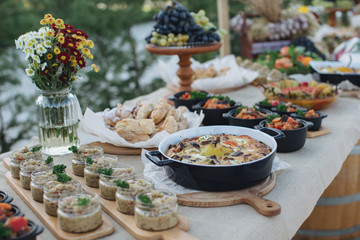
[35,87,81,155]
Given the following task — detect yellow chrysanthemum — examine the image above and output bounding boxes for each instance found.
[46,30,54,38]
[54,47,61,54]
[55,18,64,26]
[92,64,99,73]
[48,17,55,24]
[86,40,94,48]
[81,48,90,55]
[71,60,77,67]
[71,76,77,81]
[52,63,58,67]
[76,42,83,50]
[70,56,76,61]
[44,14,53,19]
[88,53,94,59]
[60,23,65,29]
[58,36,65,44]
[40,19,48,25]
[47,53,53,59]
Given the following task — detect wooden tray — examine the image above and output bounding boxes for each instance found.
[2,157,10,169]
[177,173,281,217]
[5,172,114,240]
[88,142,156,155]
[69,173,198,240]
[307,126,330,138]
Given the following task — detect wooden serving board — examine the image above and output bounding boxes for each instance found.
[2,157,10,170]
[88,142,156,155]
[166,83,248,94]
[307,126,330,138]
[5,172,114,240]
[69,173,198,240]
[177,173,281,217]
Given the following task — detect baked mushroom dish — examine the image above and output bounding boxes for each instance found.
[166,134,272,165]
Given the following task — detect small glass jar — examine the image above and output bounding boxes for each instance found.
[115,178,153,215]
[135,190,178,231]
[10,146,42,179]
[57,191,102,233]
[43,179,81,217]
[99,166,136,201]
[71,146,104,177]
[19,158,53,190]
[30,169,57,203]
[84,155,118,188]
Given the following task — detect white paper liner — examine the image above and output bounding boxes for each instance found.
[159,54,258,91]
[78,108,204,148]
[141,149,291,194]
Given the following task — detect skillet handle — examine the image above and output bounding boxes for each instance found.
[303,120,314,129]
[258,127,285,140]
[145,150,173,166]
[222,112,231,119]
[192,104,201,110]
[168,96,176,101]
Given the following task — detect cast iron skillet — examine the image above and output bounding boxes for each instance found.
[0,191,13,203]
[192,100,242,125]
[145,125,284,191]
[255,118,314,153]
[223,108,273,128]
[10,220,44,240]
[290,111,327,131]
[168,90,210,112]
[0,204,24,223]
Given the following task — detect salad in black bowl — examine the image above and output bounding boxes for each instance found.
[168,90,209,112]
[223,105,272,128]
[271,102,307,116]
[255,99,284,110]
[290,109,327,131]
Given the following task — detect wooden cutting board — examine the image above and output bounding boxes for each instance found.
[5,172,114,240]
[307,126,330,138]
[69,172,198,240]
[88,141,156,155]
[177,173,281,217]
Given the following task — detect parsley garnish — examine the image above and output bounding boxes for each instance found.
[276,104,287,112]
[266,114,280,123]
[259,99,271,107]
[77,197,90,206]
[31,145,42,152]
[53,164,67,174]
[97,168,113,176]
[45,156,53,164]
[114,179,129,189]
[0,222,10,239]
[189,91,207,99]
[296,109,305,117]
[138,194,153,207]
[86,157,94,165]
[68,146,79,154]
[211,95,235,106]
[56,173,72,183]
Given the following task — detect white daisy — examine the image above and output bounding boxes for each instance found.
[32,54,40,63]
[43,40,51,48]
[25,68,35,77]
[36,44,46,55]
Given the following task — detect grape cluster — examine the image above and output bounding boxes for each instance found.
[145,1,221,47]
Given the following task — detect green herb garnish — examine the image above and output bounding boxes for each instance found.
[296,109,305,117]
[276,104,287,112]
[253,105,260,111]
[77,196,90,206]
[189,91,207,99]
[97,168,113,176]
[211,95,235,106]
[31,145,42,152]
[45,156,53,164]
[266,114,280,123]
[259,99,271,107]
[56,173,72,183]
[68,146,79,154]
[235,106,248,114]
[53,164,67,174]
[138,194,153,207]
[86,156,94,165]
[0,222,10,239]
[114,179,129,189]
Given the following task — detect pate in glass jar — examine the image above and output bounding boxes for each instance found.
[57,191,102,233]
[43,178,81,217]
[115,178,153,215]
[84,155,118,188]
[30,169,57,203]
[10,146,42,179]
[99,166,136,201]
[70,146,104,177]
[19,158,53,190]
[135,190,178,231]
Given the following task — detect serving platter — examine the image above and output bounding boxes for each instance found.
[5,172,114,240]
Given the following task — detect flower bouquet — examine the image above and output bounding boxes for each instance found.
[15,14,98,155]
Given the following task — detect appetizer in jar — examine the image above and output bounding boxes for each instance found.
[69,145,104,177]
[166,134,272,165]
[30,164,66,203]
[266,114,302,130]
[43,174,81,217]
[10,145,42,179]
[57,192,102,233]
[99,167,136,201]
[116,179,153,215]
[234,106,268,119]
[0,216,32,239]
[19,157,53,190]
[84,155,118,188]
[135,190,178,231]
[202,95,234,109]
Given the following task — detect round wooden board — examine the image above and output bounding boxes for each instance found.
[176,173,281,216]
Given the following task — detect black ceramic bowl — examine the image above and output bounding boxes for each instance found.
[256,118,314,153]
[223,108,273,128]
[0,191,13,203]
[271,105,307,116]
[255,100,285,111]
[2,219,44,240]
[192,99,241,125]
[290,111,327,131]
[168,90,209,112]
[0,204,24,223]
